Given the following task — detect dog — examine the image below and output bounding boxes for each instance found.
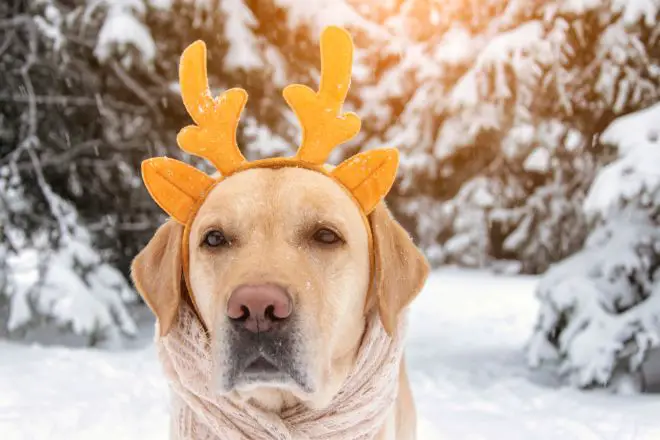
[131,166,429,439]
[131,25,429,440]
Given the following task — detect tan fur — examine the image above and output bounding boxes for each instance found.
[368,203,430,336]
[131,220,184,336]
[132,166,429,438]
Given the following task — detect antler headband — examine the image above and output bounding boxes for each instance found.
[141,26,398,227]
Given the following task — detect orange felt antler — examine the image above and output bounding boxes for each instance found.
[284,26,361,164]
[176,40,247,175]
[141,26,399,226]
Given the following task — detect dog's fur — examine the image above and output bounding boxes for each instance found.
[132,167,429,439]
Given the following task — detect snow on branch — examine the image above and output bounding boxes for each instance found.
[219,0,263,70]
[2,176,138,345]
[584,102,660,218]
[528,213,660,392]
[94,0,156,69]
[528,105,660,392]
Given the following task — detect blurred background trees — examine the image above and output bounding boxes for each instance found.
[1,0,659,389]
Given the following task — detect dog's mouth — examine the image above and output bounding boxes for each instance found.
[220,351,314,394]
[230,353,311,391]
[217,322,315,394]
[243,356,280,376]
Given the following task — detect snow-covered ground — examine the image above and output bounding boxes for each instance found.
[1,269,660,439]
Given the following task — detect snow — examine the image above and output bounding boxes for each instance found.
[554,0,603,15]
[600,102,660,156]
[584,143,660,217]
[94,0,156,68]
[218,0,263,70]
[243,116,292,159]
[0,343,168,439]
[584,103,660,217]
[612,0,660,27]
[34,6,64,51]
[3,190,137,343]
[502,124,536,159]
[433,26,477,66]
[7,240,137,341]
[503,214,534,252]
[523,147,551,173]
[272,0,389,40]
[3,269,660,439]
[147,0,173,10]
[434,103,502,159]
[476,21,546,67]
[450,21,547,108]
[519,104,660,397]
[528,214,660,386]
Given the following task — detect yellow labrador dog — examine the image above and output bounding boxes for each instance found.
[132,166,429,439]
[131,24,429,440]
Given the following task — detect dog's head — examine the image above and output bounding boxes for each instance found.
[132,171,428,407]
[130,26,429,409]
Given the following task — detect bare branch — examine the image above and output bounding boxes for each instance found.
[26,147,69,239]
[20,70,37,140]
[0,28,16,59]
[109,60,162,121]
[87,220,154,232]
[0,94,148,113]
[0,15,31,30]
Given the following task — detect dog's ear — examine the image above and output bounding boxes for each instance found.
[369,203,430,335]
[131,220,184,337]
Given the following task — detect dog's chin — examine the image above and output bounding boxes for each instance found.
[214,356,316,397]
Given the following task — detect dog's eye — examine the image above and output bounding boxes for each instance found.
[203,230,229,247]
[312,227,343,245]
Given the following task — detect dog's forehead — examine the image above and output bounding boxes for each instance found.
[194,167,364,228]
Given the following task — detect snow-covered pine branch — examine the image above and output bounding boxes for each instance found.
[527,103,660,393]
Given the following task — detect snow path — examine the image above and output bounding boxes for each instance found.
[2,269,660,439]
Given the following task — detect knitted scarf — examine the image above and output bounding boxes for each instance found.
[156,302,406,440]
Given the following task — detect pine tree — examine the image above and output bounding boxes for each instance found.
[0,0,157,344]
[527,103,660,392]
[347,0,660,273]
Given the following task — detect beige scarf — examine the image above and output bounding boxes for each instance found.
[156,302,406,440]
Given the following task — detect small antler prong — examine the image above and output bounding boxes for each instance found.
[284,26,361,164]
[177,40,247,175]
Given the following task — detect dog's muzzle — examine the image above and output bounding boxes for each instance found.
[220,324,313,393]
[216,283,313,393]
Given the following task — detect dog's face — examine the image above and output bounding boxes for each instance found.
[132,166,429,410]
[188,167,370,405]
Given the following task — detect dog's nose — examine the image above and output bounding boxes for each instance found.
[226,284,292,333]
